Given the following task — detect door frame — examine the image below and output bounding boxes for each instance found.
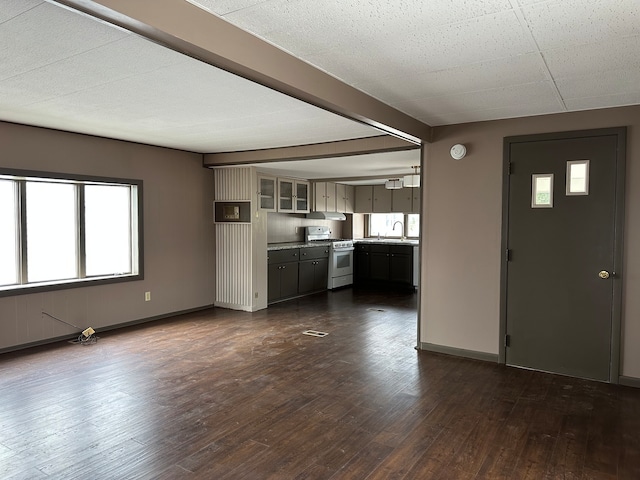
[499,127,627,383]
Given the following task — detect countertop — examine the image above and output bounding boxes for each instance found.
[354,238,419,246]
[267,241,331,251]
[268,239,418,250]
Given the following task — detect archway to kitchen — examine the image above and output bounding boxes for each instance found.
[209,144,423,348]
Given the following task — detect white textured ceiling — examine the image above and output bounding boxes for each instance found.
[0,0,380,153]
[254,149,422,185]
[191,0,640,125]
[1,0,639,181]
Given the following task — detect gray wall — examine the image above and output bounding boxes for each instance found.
[421,105,640,379]
[0,122,215,351]
[267,212,344,243]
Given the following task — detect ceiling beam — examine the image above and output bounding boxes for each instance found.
[203,136,418,167]
[52,0,431,144]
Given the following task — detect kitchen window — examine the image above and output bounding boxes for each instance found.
[368,213,420,239]
[0,170,143,296]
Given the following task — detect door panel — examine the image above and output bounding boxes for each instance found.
[505,131,624,382]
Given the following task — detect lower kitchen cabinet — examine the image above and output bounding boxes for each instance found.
[268,248,300,303]
[268,262,299,302]
[299,258,328,294]
[389,246,413,284]
[268,246,329,304]
[355,243,413,289]
[298,246,329,294]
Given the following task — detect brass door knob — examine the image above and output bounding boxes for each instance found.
[598,270,610,279]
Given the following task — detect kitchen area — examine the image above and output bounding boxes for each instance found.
[210,158,421,313]
[260,175,420,305]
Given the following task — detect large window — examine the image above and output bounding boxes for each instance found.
[0,179,18,286]
[0,170,142,295]
[26,181,78,283]
[368,213,420,239]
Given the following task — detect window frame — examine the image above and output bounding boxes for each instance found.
[367,213,420,239]
[0,168,144,297]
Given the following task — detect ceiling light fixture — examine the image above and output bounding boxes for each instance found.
[385,178,403,189]
[403,165,420,188]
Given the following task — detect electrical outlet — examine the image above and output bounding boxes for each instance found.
[255,292,259,298]
[145,291,151,302]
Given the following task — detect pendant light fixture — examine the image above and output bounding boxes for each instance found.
[403,165,420,188]
[384,178,403,190]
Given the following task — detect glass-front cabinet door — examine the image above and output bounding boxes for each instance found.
[278,178,294,212]
[258,175,276,211]
[295,181,310,213]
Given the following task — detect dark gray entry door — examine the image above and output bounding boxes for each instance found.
[503,128,625,382]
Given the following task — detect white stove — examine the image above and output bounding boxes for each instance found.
[331,239,354,250]
[306,227,354,289]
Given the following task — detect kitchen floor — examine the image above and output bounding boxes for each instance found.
[1,289,639,479]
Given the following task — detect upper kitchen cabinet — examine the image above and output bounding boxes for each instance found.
[278,178,294,212]
[278,178,310,213]
[258,175,277,211]
[313,182,337,212]
[295,181,310,213]
[355,184,420,213]
[372,185,392,213]
[355,185,373,213]
[411,187,421,213]
[336,183,355,214]
[391,188,412,213]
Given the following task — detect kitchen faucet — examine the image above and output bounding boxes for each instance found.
[392,221,405,241]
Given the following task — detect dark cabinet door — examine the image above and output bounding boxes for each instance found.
[268,263,281,303]
[389,252,412,284]
[314,258,329,290]
[298,260,316,294]
[299,258,329,294]
[355,245,371,284]
[370,251,390,281]
[269,261,299,302]
[280,262,299,299]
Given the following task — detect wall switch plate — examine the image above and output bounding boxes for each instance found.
[145,291,151,302]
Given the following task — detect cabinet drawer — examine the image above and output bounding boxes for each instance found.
[299,246,329,260]
[355,243,370,253]
[390,244,413,255]
[268,248,300,264]
[370,244,390,254]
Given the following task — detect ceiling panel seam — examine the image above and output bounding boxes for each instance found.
[510,0,567,111]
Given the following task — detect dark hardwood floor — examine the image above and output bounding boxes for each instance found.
[1,288,639,479]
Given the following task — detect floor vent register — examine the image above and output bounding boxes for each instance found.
[302,330,329,337]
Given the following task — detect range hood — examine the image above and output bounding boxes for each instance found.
[306,211,346,221]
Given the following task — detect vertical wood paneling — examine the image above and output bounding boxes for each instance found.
[216,224,252,307]
[213,167,255,309]
[214,167,253,201]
